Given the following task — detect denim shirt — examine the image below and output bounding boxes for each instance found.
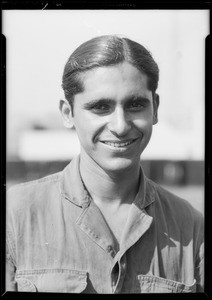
[6,156,204,293]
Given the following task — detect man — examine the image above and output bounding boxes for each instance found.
[6,35,204,293]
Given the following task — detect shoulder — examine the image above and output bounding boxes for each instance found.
[7,172,62,214]
[146,178,203,225]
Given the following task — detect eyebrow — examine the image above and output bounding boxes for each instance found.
[82,96,151,110]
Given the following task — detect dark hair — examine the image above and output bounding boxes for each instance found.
[62,35,159,106]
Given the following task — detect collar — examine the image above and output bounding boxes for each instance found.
[59,155,156,209]
[59,155,91,208]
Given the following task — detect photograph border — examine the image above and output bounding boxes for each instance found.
[1,1,211,298]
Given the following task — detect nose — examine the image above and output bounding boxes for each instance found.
[108,107,132,136]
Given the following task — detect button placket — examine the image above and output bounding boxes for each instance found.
[113,254,127,293]
[111,262,119,290]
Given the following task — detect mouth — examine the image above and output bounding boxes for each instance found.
[100,138,139,148]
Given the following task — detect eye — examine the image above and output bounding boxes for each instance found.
[127,100,145,112]
[83,99,113,115]
[91,103,111,114]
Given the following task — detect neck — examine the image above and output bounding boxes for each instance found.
[79,151,140,207]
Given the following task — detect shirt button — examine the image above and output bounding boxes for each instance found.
[107,245,113,252]
[111,251,115,258]
[112,280,116,287]
[82,200,90,209]
[107,245,116,257]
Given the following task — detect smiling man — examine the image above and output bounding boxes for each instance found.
[6,35,204,293]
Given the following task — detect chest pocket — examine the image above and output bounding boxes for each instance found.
[15,269,87,293]
[135,275,196,293]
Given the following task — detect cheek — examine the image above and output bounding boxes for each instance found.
[74,115,105,143]
[73,117,89,144]
[133,115,154,131]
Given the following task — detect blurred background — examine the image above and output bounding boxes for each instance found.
[3,10,209,214]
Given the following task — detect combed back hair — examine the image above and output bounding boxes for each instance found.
[62,35,159,106]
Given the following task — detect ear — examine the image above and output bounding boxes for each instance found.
[153,93,159,125]
[59,99,74,128]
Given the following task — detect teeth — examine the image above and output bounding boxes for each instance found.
[103,140,134,147]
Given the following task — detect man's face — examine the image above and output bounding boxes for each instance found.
[68,62,158,173]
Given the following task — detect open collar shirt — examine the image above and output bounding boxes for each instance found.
[6,156,204,293]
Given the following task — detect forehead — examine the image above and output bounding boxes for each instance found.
[77,62,151,100]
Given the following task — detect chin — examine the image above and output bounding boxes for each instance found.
[100,157,140,173]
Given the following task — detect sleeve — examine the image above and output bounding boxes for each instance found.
[195,258,204,292]
[6,187,18,291]
[6,241,17,291]
[194,212,204,292]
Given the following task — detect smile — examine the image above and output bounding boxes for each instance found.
[101,138,138,148]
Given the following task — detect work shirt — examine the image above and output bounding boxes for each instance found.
[6,156,204,293]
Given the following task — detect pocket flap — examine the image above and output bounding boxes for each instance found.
[136,275,196,293]
[15,269,87,293]
[16,277,36,292]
